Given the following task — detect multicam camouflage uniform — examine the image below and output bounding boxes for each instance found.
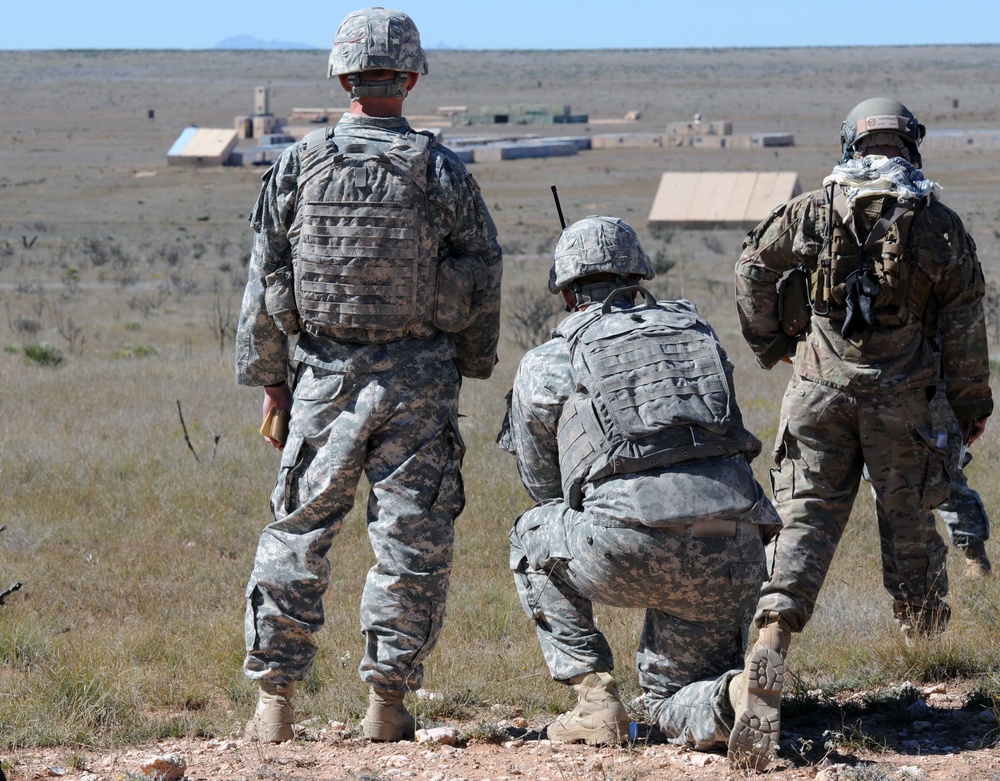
[735,155,992,634]
[236,111,502,692]
[502,219,776,749]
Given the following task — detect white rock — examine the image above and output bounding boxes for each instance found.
[896,767,929,781]
[503,739,524,749]
[816,764,849,781]
[416,726,461,745]
[416,689,444,701]
[139,754,187,781]
[921,683,946,695]
[687,752,718,766]
[46,768,67,777]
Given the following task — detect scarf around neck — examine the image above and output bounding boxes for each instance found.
[823,155,941,208]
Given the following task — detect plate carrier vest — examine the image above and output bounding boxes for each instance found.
[289,126,440,343]
[555,289,760,509]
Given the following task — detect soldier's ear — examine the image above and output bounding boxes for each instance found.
[561,290,576,312]
[337,74,352,93]
[406,72,419,92]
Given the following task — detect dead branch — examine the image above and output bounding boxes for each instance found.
[176,400,200,462]
[0,581,22,606]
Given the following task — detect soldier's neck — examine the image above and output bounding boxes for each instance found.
[349,98,405,118]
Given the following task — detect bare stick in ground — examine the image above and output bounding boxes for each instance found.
[0,581,22,607]
[176,400,200,462]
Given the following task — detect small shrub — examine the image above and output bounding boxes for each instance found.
[461,720,509,745]
[111,344,157,360]
[23,342,63,366]
[124,322,142,331]
[9,316,41,337]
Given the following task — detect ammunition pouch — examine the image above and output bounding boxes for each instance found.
[777,267,811,337]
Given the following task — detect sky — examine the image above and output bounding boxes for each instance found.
[2,0,999,50]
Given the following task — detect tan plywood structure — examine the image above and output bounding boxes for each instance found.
[167,127,239,166]
[648,171,801,229]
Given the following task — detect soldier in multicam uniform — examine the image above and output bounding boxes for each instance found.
[499,216,781,766]
[734,97,992,763]
[236,7,502,744]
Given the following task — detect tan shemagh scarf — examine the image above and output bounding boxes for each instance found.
[823,155,941,208]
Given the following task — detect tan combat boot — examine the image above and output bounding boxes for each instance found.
[547,671,631,746]
[964,542,992,579]
[244,681,295,743]
[361,688,416,741]
[728,612,791,770]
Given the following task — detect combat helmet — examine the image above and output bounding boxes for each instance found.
[548,216,654,294]
[840,97,926,167]
[328,7,428,100]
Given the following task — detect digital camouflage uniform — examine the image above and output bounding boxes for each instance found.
[502,221,776,749]
[735,156,992,634]
[237,111,502,693]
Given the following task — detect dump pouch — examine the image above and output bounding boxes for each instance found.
[777,266,811,337]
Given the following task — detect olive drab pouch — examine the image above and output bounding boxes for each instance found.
[777,266,811,337]
[432,253,488,333]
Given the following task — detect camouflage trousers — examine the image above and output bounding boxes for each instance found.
[244,360,465,692]
[509,501,766,750]
[757,376,951,633]
[868,463,990,549]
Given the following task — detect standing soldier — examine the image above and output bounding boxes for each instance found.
[236,7,502,743]
[734,97,992,762]
[501,216,780,766]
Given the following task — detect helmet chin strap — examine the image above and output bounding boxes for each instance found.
[347,72,410,100]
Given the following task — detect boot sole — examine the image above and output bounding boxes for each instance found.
[728,646,784,770]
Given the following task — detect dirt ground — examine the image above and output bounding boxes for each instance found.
[8,681,1000,781]
[8,732,1000,781]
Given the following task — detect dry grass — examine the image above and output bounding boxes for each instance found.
[1,45,1000,749]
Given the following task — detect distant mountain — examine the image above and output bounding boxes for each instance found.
[214,35,317,50]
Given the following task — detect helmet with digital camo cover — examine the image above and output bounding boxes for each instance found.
[548,216,654,294]
[840,97,926,167]
[328,7,428,100]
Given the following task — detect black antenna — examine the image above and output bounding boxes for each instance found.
[551,185,566,230]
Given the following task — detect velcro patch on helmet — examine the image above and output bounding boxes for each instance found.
[856,114,906,134]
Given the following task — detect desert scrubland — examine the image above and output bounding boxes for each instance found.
[1,45,1000,780]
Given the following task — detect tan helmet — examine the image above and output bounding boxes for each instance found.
[840,97,925,166]
[328,7,428,99]
[548,216,654,294]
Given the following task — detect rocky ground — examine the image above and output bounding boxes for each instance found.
[7,682,1000,781]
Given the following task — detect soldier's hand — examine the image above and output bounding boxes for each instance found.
[964,416,988,446]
